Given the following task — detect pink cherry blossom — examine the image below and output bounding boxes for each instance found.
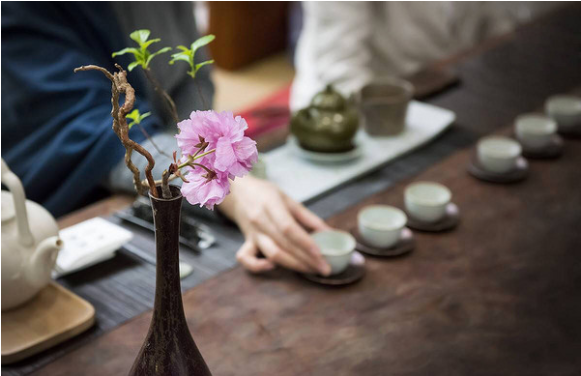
[180,168,230,210]
[176,110,257,210]
[176,110,257,178]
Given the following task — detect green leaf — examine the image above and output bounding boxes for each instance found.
[127,61,141,72]
[112,47,140,58]
[191,34,215,55]
[141,38,161,50]
[130,29,151,45]
[169,51,193,66]
[168,35,214,79]
[125,108,139,120]
[145,47,172,66]
[126,109,151,129]
[138,111,151,125]
[194,60,214,72]
[126,109,140,122]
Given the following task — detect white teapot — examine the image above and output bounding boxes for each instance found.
[1,158,63,311]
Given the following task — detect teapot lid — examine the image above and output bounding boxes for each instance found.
[310,84,346,111]
[1,190,15,222]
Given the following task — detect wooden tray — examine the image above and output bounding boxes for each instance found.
[1,282,95,364]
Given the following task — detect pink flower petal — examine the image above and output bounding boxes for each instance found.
[214,136,238,172]
[180,170,230,210]
[234,137,258,168]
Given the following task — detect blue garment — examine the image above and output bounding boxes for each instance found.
[1,2,161,217]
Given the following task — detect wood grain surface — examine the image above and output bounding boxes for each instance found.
[33,119,581,376]
[1,283,94,365]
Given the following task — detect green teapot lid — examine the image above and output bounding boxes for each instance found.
[310,84,346,111]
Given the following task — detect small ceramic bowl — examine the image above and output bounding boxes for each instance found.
[357,205,407,248]
[514,113,557,150]
[477,136,522,174]
[312,230,356,275]
[545,95,581,130]
[404,182,452,223]
[359,77,414,136]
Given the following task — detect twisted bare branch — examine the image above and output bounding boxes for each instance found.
[74,64,159,198]
[161,169,172,199]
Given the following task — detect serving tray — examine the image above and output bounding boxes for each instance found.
[1,282,95,364]
[264,101,456,203]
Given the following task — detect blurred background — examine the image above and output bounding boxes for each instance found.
[1,1,565,216]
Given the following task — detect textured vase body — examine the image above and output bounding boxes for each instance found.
[128,186,211,376]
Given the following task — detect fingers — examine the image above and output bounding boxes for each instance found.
[265,200,330,275]
[236,239,275,273]
[285,195,330,232]
[256,234,314,274]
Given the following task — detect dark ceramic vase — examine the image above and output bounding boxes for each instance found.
[128,186,211,376]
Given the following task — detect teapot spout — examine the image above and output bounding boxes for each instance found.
[27,236,63,289]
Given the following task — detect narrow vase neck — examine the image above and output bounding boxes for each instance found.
[150,189,186,323]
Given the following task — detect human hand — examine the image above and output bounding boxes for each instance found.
[219,175,332,275]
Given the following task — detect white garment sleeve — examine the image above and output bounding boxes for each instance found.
[290,2,375,111]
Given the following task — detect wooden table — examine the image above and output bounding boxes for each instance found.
[17,4,581,375]
[37,122,581,376]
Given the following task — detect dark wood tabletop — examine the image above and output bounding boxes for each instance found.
[10,3,581,376]
[34,120,581,376]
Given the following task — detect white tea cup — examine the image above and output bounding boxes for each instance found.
[357,205,407,248]
[404,182,451,223]
[515,114,557,149]
[312,230,355,275]
[477,136,522,174]
[545,95,581,130]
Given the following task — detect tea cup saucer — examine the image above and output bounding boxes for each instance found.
[468,155,528,184]
[557,124,581,139]
[351,227,414,257]
[299,251,365,286]
[520,134,564,159]
[288,136,363,164]
[406,203,460,232]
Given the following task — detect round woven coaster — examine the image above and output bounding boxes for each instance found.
[351,227,415,257]
[299,252,366,286]
[468,156,528,184]
[406,203,460,232]
[521,134,564,159]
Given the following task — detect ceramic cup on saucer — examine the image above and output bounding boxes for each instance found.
[357,205,407,248]
[515,114,557,149]
[312,230,356,275]
[358,77,414,136]
[545,95,581,131]
[477,136,522,174]
[404,182,451,223]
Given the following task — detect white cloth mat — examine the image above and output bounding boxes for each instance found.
[263,101,456,203]
[53,217,133,278]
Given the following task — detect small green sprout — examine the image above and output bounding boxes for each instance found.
[112,29,172,71]
[169,34,215,78]
[126,109,151,129]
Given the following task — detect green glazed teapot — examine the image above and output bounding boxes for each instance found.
[290,84,359,153]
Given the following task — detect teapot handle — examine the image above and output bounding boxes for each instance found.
[1,159,34,247]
